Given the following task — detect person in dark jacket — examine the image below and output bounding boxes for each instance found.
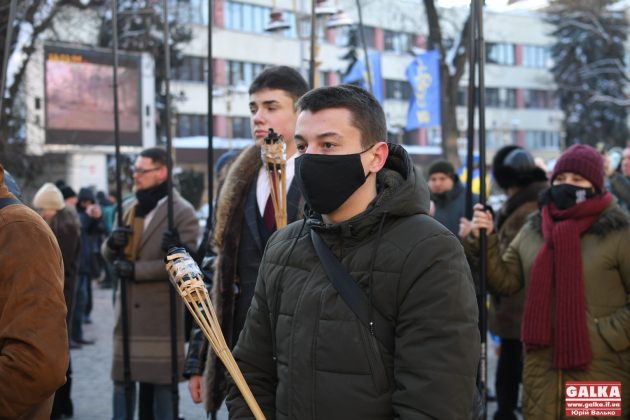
[466,146,547,420]
[32,182,82,418]
[72,187,104,346]
[468,144,630,419]
[606,146,630,212]
[428,159,476,237]
[184,66,308,414]
[226,85,480,419]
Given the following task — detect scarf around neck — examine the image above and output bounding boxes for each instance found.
[521,192,613,369]
[135,181,168,218]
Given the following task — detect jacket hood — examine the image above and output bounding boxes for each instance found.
[306,143,429,241]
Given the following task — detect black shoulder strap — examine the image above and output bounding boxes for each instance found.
[310,229,394,354]
[0,197,21,210]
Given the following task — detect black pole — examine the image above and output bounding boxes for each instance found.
[475,0,488,417]
[355,0,372,94]
[161,0,179,418]
[465,1,476,221]
[197,0,214,261]
[111,1,133,418]
[308,0,316,88]
[0,0,17,127]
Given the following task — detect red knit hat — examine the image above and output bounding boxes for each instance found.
[551,144,604,192]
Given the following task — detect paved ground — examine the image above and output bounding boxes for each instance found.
[71,281,518,419]
[71,282,228,420]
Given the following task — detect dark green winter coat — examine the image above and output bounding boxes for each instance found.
[466,204,630,419]
[226,144,480,419]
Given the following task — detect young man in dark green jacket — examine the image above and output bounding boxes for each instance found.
[226,85,480,419]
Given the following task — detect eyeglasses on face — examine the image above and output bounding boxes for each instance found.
[132,166,162,175]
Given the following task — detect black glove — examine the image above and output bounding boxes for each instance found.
[113,259,134,280]
[161,229,182,253]
[107,226,132,251]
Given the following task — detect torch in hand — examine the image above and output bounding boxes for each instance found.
[165,248,265,420]
[260,128,287,229]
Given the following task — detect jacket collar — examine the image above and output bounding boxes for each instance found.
[529,202,629,238]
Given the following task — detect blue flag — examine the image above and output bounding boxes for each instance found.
[342,51,383,104]
[406,50,441,130]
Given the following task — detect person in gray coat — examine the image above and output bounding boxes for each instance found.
[226,85,480,419]
[102,147,199,420]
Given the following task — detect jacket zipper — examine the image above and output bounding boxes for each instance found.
[360,320,388,394]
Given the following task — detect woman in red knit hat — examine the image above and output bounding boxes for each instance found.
[467,144,630,419]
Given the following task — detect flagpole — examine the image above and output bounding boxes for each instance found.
[0,0,17,127]
[161,0,179,417]
[465,0,476,221]
[197,0,214,262]
[308,0,317,88]
[111,1,133,417]
[355,0,372,94]
[475,0,488,417]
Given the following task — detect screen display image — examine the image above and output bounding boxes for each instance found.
[45,45,142,146]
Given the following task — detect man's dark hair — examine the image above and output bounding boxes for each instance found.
[140,147,168,166]
[249,66,309,102]
[296,84,387,148]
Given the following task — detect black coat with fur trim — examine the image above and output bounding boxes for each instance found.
[184,145,303,413]
[467,203,630,419]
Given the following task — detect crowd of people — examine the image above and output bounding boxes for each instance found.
[1,64,630,419]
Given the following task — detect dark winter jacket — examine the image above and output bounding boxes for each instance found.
[183,145,304,413]
[226,144,480,419]
[431,178,476,236]
[467,204,630,419]
[76,207,105,276]
[467,181,547,339]
[49,207,81,331]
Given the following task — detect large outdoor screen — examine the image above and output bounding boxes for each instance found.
[45,44,142,146]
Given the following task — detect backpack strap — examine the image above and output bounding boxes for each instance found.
[0,197,21,210]
[310,229,394,354]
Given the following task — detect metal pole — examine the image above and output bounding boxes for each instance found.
[161,0,179,418]
[308,0,317,88]
[0,0,17,127]
[197,0,214,262]
[355,0,372,94]
[111,1,133,417]
[465,0,476,221]
[475,0,488,417]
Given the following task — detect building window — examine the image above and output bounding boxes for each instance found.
[525,131,560,150]
[523,89,556,109]
[226,60,268,87]
[335,25,375,48]
[485,88,517,108]
[177,114,208,137]
[522,45,550,68]
[385,79,412,100]
[486,43,515,66]
[224,1,295,37]
[229,116,251,139]
[172,0,209,25]
[384,30,412,54]
[174,56,206,82]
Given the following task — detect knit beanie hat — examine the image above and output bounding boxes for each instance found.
[59,185,77,200]
[493,146,547,190]
[33,183,65,210]
[428,160,456,180]
[551,144,604,192]
[78,187,95,203]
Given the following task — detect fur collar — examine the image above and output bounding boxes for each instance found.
[212,145,261,249]
[529,203,630,237]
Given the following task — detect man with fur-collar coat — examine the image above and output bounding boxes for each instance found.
[184,66,309,415]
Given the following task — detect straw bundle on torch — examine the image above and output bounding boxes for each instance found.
[260,128,287,229]
[165,248,265,420]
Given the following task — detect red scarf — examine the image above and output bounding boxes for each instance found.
[521,192,613,369]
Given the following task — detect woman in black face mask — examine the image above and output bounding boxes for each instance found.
[467,144,630,419]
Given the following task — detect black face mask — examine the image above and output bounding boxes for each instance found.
[544,184,597,210]
[295,148,372,215]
